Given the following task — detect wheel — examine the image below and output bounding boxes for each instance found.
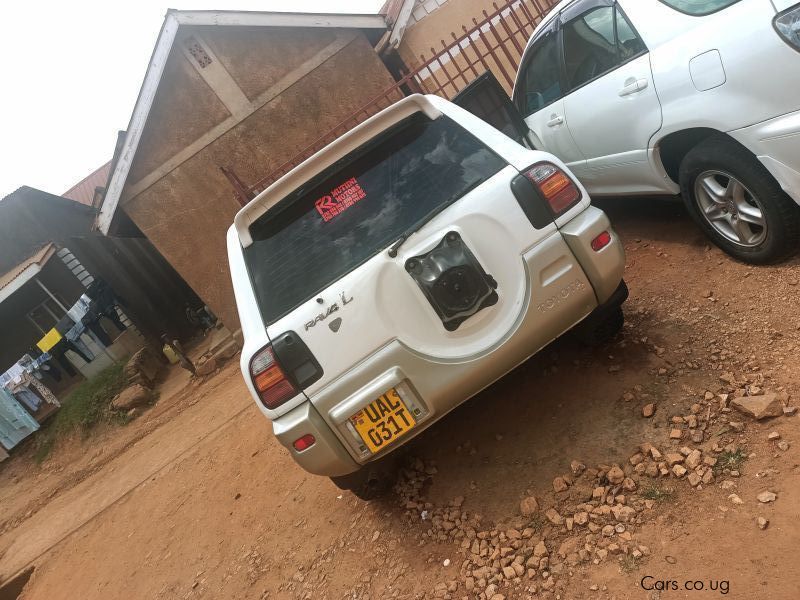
[574,304,624,347]
[679,135,800,264]
[330,464,396,501]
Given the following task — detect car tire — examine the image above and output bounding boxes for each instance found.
[679,135,800,264]
[330,464,396,501]
[574,305,624,347]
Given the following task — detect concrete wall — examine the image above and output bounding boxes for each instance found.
[120,29,397,331]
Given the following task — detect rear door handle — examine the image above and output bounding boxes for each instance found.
[619,77,649,97]
[546,114,564,127]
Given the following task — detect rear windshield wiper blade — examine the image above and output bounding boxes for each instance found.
[387,178,484,258]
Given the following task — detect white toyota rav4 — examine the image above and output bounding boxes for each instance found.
[228,95,626,498]
[513,0,800,263]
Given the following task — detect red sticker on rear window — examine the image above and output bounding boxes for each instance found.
[315,178,366,222]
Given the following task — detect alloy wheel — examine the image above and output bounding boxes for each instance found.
[694,170,767,247]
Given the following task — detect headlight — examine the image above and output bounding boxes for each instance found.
[774,4,800,51]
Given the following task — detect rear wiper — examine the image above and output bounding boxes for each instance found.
[387,178,484,258]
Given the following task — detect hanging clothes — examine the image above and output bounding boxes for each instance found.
[13,389,41,411]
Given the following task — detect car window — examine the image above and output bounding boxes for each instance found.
[562,5,647,92]
[616,7,647,60]
[516,32,563,117]
[244,114,507,325]
[658,0,741,16]
[562,6,619,91]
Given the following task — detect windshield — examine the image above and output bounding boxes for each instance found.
[244,113,507,325]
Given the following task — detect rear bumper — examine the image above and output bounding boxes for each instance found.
[271,209,626,478]
[729,108,800,205]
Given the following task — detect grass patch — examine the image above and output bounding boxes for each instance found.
[715,449,747,474]
[619,553,642,573]
[640,483,674,503]
[33,363,127,463]
[526,514,546,534]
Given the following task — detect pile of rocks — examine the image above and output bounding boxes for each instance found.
[395,458,654,600]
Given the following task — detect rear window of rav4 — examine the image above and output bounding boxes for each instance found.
[244,113,507,325]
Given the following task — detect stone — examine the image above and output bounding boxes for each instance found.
[502,566,516,580]
[570,460,586,476]
[757,491,777,503]
[685,450,702,469]
[520,496,539,517]
[731,394,783,420]
[672,464,687,478]
[124,347,162,388]
[665,452,684,466]
[778,440,790,451]
[111,384,153,411]
[728,493,744,505]
[622,477,637,492]
[533,541,548,558]
[553,477,569,493]
[729,421,745,432]
[783,406,798,416]
[612,505,635,523]
[557,537,580,558]
[629,453,644,466]
[767,431,781,441]
[669,428,683,440]
[545,508,563,525]
[574,511,589,526]
[607,465,625,485]
[688,472,702,487]
[601,525,615,537]
[757,517,769,530]
[195,356,218,377]
[642,403,655,418]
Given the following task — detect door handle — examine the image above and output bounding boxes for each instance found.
[619,77,649,97]
[546,114,564,127]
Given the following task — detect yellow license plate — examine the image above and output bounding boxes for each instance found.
[350,388,417,454]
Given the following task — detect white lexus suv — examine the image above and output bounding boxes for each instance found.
[513,0,800,263]
[228,95,627,498]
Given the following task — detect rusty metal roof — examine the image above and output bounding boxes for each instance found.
[0,243,57,304]
[62,161,111,207]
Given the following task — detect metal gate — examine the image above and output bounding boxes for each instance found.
[226,0,556,203]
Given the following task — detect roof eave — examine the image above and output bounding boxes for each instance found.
[96,9,389,235]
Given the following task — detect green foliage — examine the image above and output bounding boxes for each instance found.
[640,483,674,503]
[33,363,126,463]
[715,448,747,474]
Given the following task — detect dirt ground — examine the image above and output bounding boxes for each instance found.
[1,196,799,600]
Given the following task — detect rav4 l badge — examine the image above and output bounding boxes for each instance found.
[305,292,353,331]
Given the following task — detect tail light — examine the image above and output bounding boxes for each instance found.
[293,434,316,452]
[774,4,800,51]
[591,231,612,251]
[522,162,582,216]
[249,345,297,409]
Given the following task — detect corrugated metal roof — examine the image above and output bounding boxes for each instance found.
[0,243,56,299]
[62,162,111,207]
